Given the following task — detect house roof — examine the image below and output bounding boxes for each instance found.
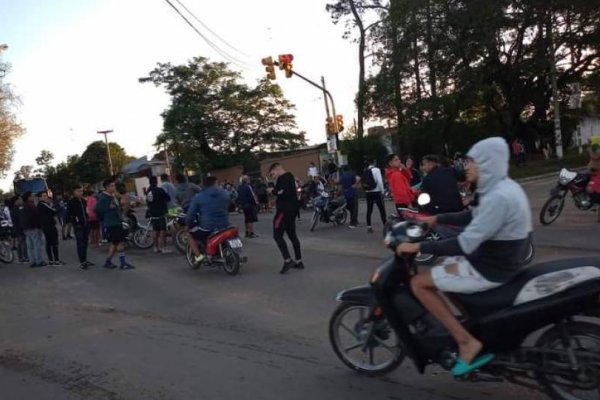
[121,156,166,175]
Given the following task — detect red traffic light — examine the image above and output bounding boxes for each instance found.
[278,54,294,67]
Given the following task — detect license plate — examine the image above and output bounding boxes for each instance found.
[228,238,243,248]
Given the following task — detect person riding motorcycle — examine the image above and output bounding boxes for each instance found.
[394,137,533,376]
[185,176,230,264]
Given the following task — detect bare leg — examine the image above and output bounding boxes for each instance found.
[411,270,483,363]
[186,229,201,258]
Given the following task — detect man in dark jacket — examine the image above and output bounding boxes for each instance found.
[38,191,64,266]
[237,175,259,238]
[68,184,93,269]
[269,163,303,274]
[420,155,464,215]
[146,176,171,253]
[10,196,28,263]
[21,192,45,267]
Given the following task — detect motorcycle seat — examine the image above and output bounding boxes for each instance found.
[451,257,600,318]
[330,196,346,207]
[208,226,238,238]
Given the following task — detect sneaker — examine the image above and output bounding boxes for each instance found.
[48,261,56,266]
[103,261,117,269]
[38,262,48,267]
[153,248,162,254]
[56,260,66,266]
[367,227,374,233]
[348,225,357,229]
[293,261,305,270]
[161,248,173,254]
[280,260,295,274]
[120,263,135,270]
[80,262,88,270]
[246,232,259,239]
[85,261,95,267]
[194,254,205,265]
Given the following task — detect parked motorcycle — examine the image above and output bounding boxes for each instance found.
[540,168,598,225]
[310,191,348,232]
[185,226,247,275]
[0,220,15,264]
[329,220,600,399]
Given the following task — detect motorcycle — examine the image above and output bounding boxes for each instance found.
[185,226,247,275]
[329,220,600,399]
[0,220,15,264]
[540,168,598,225]
[310,191,348,232]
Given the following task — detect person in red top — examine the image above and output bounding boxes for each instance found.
[385,153,414,212]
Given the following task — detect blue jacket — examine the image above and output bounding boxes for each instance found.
[237,182,257,207]
[185,186,230,231]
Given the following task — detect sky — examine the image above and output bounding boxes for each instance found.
[0,0,360,190]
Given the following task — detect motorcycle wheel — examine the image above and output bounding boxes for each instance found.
[535,321,600,400]
[174,228,188,254]
[185,244,201,270]
[132,228,154,250]
[415,232,441,265]
[222,245,240,276]
[310,210,320,232]
[329,303,404,377]
[335,209,349,226]
[540,195,565,225]
[0,242,14,263]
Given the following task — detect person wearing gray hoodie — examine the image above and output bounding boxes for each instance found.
[395,137,533,376]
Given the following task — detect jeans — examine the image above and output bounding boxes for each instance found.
[346,196,359,225]
[366,191,387,227]
[24,228,43,265]
[74,225,90,263]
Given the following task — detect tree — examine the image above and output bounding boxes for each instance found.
[0,56,25,177]
[77,141,133,184]
[46,155,81,195]
[34,149,54,176]
[140,57,306,172]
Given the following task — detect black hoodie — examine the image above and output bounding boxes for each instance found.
[37,201,57,230]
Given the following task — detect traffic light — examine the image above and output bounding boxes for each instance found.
[335,115,344,133]
[261,56,276,80]
[325,117,335,134]
[278,54,294,78]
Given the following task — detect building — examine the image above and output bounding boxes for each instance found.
[258,144,330,182]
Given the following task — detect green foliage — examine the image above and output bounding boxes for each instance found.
[0,56,24,177]
[77,141,133,184]
[341,136,388,173]
[140,57,306,172]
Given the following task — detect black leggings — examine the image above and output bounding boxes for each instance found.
[366,192,387,226]
[43,226,59,262]
[273,211,302,261]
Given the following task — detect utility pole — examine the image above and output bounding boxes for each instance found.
[321,76,332,120]
[547,10,563,159]
[97,129,114,176]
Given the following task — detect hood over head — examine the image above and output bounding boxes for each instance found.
[467,137,509,194]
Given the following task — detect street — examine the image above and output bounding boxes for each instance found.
[1,176,599,400]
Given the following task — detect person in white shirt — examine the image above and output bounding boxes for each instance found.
[307,162,319,179]
[364,158,387,233]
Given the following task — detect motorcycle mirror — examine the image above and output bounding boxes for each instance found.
[417,193,431,206]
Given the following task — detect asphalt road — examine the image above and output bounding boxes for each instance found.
[1,176,599,400]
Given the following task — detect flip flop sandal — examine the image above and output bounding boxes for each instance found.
[451,353,495,376]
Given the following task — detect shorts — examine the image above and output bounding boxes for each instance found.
[150,217,167,232]
[431,256,502,294]
[243,205,258,224]
[106,226,127,245]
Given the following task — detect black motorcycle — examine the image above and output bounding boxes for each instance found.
[310,191,348,232]
[329,221,600,399]
[540,168,599,225]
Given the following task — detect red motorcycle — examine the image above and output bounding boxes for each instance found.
[185,226,247,275]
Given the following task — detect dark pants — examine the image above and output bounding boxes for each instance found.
[346,196,359,226]
[43,226,59,262]
[366,192,386,227]
[16,234,27,261]
[74,225,90,263]
[273,211,302,261]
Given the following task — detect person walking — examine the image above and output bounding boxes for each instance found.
[94,178,135,270]
[21,192,45,267]
[362,158,387,233]
[38,191,65,266]
[146,176,171,254]
[238,175,259,238]
[385,154,415,213]
[269,163,303,274]
[10,196,28,263]
[340,165,361,228]
[68,184,93,269]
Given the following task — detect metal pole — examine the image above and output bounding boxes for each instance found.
[547,10,563,159]
[97,130,114,176]
[321,76,331,120]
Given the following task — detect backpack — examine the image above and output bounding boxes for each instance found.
[361,168,377,191]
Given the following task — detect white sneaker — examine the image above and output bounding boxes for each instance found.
[161,248,173,254]
[153,248,162,253]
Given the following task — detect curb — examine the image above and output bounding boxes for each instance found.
[516,166,587,184]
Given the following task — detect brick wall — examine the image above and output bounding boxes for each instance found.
[260,150,323,183]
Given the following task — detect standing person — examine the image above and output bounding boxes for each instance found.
[385,154,414,213]
[38,191,64,266]
[327,159,338,187]
[10,196,28,264]
[362,158,387,233]
[21,192,45,267]
[269,163,304,274]
[406,155,422,188]
[420,155,464,215]
[94,178,135,270]
[175,173,201,213]
[238,175,259,238]
[256,179,269,213]
[68,185,93,269]
[86,190,101,247]
[512,138,524,167]
[160,173,178,214]
[340,165,361,229]
[146,176,171,254]
[307,162,319,179]
[55,194,71,240]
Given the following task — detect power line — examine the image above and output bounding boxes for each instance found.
[173,0,251,59]
[162,0,252,70]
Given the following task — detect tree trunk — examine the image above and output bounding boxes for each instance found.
[425,0,437,116]
[348,0,366,139]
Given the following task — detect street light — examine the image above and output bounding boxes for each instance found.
[97,129,114,176]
